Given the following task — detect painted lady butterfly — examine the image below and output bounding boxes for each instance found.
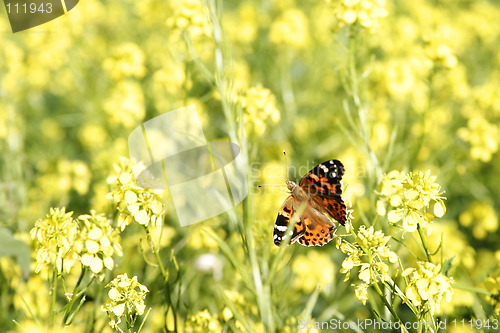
[273,159,347,247]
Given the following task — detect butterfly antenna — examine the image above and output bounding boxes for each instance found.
[283,150,288,181]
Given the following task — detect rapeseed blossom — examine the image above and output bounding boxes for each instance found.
[77,211,123,275]
[403,262,453,315]
[327,0,388,32]
[378,170,446,233]
[167,0,211,40]
[270,9,310,49]
[237,86,280,136]
[101,274,149,329]
[30,208,79,274]
[292,252,335,293]
[338,226,398,304]
[184,309,221,333]
[107,157,165,230]
[484,268,500,314]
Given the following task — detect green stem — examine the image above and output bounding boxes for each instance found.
[410,71,435,169]
[417,225,432,262]
[50,263,58,327]
[372,281,410,333]
[144,225,177,332]
[145,225,168,281]
[453,283,492,296]
[347,26,381,189]
[63,266,87,325]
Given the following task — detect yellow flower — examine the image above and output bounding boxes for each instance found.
[223,3,259,45]
[101,274,149,329]
[238,85,280,136]
[378,170,446,233]
[422,33,458,69]
[77,211,123,276]
[459,202,498,240]
[292,252,335,293]
[167,0,211,41]
[484,271,500,314]
[403,262,453,315]
[270,9,310,49]
[103,43,146,80]
[328,0,388,33]
[458,116,499,162]
[185,309,222,333]
[103,80,145,128]
[152,59,187,98]
[355,283,369,305]
[78,123,109,150]
[30,208,79,274]
[356,225,390,250]
[338,226,398,303]
[107,157,165,230]
[221,307,233,322]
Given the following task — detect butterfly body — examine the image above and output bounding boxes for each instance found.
[273,159,347,247]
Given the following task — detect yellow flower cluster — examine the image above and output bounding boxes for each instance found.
[403,262,453,315]
[107,157,165,230]
[422,34,458,69]
[101,273,149,329]
[76,211,123,275]
[377,170,446,233]
[292,252,335,293]
[30,208,79,274]
[222,3,258,45]
[31,208,123,276]
[167,0,211,41]
[270,9,310,49]
[103,43,146,80]
[459,202,498,240]
[103,81,145,128]
[484,268,500,314]
[34,160,91,201]
[184,309,221,333]
[327,0,388,33]
[338,226,398,304]
[458,116,499,162]
[238,86,280,136]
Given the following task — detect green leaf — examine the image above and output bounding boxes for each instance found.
[0,227,31,277]
[442,256,454,277]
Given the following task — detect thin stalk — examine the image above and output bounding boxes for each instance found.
[346,26,381,190]
[50,264,58,327]
[145,225,177,332]
[452,283,492,296]
[417,225,432,263]
[145,225,168,281]
[372,281,410,333]
[63,266,87,324]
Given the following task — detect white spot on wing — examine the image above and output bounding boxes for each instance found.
[276,225,287,232]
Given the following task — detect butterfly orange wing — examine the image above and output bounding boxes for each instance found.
[273,159,347,247]
[296,206,337,247]
[273,196,305,246]
[299,159,347,225]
